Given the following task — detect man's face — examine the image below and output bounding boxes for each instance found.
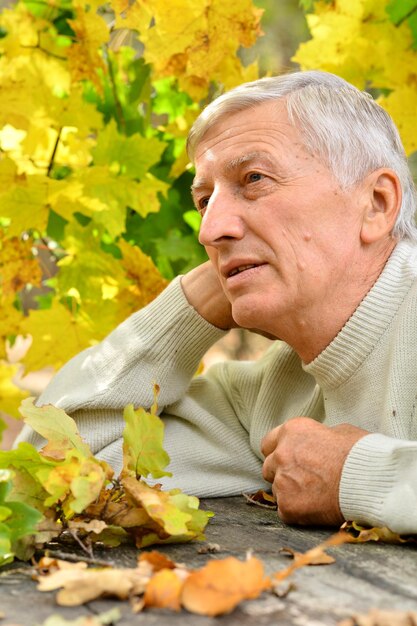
[192,101,365,340]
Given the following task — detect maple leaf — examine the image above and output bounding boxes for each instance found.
[0,235,42,297]
[122,400,172,480]
[112,0,263,99]
[0,157,51,236]
[19,398,92,460]
[181,555,270,616]
[118,239,169,311]
[92,120,167,179]
[67,6,109,88]
[21,300,95,373]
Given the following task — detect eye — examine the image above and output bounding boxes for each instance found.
[197,196,210,214]
[246,172,264,183]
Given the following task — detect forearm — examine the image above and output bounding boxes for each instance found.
[340,433,417,534]
[15,277,226,452]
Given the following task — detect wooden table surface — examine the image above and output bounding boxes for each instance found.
[1,496,416,625]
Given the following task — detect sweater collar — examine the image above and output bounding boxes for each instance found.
[303,240,417,390]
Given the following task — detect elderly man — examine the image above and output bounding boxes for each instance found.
[17,71,417,533]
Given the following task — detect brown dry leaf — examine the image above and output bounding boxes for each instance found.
[243,490,277,509]
[181,556,270,616]
[143,568,183,611]
[37,565,152,606]
[68,519,108,534]
[342,521,416,545]
[37,557,89,575]
[279,546,335,565]
[139,550,176,572]
[273,531,351,583]
[338,608,417,626]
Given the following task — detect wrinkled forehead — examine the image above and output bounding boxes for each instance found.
[190,99,293,163]
[193,101,297,162]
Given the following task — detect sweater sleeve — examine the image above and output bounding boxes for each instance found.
[16,277,270,495]
[15,277,226,454]
[339,433,417,534]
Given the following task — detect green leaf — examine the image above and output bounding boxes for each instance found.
[19,398,92,460]
[122,403,172,479]
[0,469,42,566]
[92,120,166,179]
[386,0,417,25]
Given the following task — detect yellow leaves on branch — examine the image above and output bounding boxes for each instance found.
[67,6,109,88]
[293,0,417,155]
[112,0,263,99]
[0,234,42,298]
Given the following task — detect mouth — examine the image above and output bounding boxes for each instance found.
[227,264,259,278]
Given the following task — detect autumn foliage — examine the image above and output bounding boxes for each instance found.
[0,0,263,426]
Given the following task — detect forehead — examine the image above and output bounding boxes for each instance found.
[194,100,304,171]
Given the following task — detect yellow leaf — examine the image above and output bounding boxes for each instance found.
[67,7,109,88]
[113,0,262,98]
[21,300,94,373]
[0,361,29,418]
[0,235,42,298]
[379,86,417,155]
[118,239,168,309]
[0,158,51,236]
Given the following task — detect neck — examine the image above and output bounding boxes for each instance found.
[278,239,397,364]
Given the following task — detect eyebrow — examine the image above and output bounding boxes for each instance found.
[191,151,275,194]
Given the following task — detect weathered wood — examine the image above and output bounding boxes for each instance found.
[1,496,416,625]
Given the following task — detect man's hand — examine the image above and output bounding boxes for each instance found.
[181,261,236,330]
[261,417,368,527]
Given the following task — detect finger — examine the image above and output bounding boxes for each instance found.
[261,425,282,457]
[262,453,276,484]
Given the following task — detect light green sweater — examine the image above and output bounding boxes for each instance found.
[16,240,417,533]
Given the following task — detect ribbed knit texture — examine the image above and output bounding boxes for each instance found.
[16,242,417,532]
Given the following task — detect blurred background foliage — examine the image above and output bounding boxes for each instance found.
[0,0,416,446]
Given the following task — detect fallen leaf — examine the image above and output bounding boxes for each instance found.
[181,556,270,616]
[67,519,108,535]
[279,546,335,565]
[38,607,121,625]
[143,568,183,611]
[139,550,176,571]
[243,490,277,509]
[342,521,417,544]
[197,542,221,554]
[273,531,351,582]
[37,565,151,606]
[338,608,417,626]
[37,556,88,575]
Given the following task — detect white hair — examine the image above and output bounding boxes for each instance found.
[187,71,417,242]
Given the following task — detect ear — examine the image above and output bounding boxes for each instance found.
[360,169,402,244]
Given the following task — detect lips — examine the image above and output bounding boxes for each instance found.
[228,264,258,277]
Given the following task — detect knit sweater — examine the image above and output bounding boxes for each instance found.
[16,240,417,533]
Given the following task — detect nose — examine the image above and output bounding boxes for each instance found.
[198,188,245,247]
